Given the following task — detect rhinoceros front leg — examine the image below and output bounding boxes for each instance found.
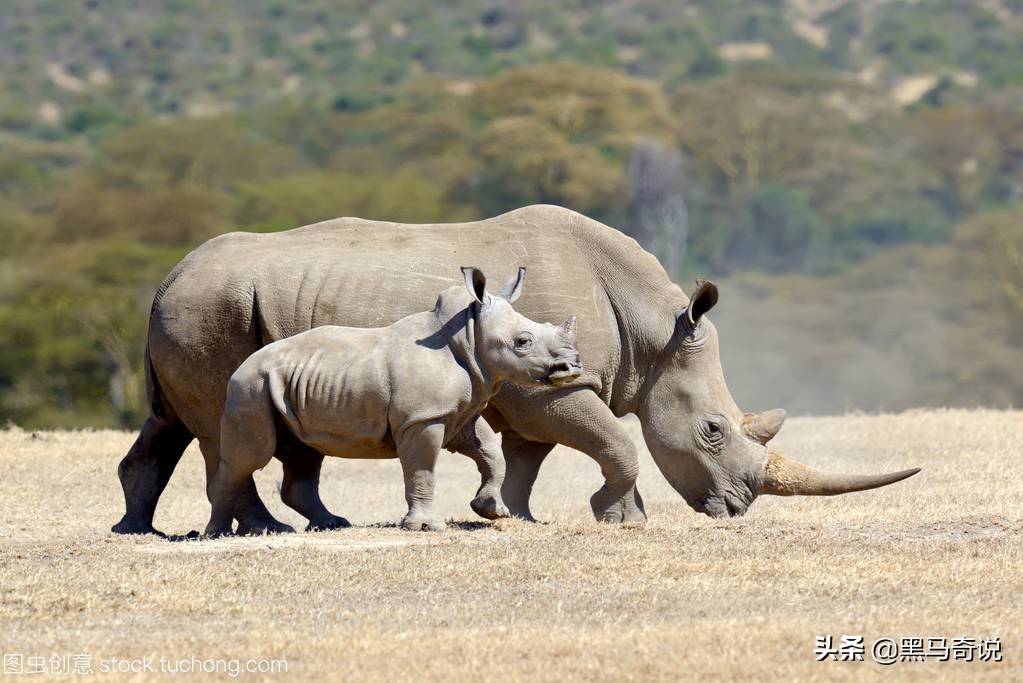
[495,387,646,525]
[449,416,510,521]
[397,421,447,531]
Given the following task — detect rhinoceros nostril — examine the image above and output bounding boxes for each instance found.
[725,498,746,517]
[546,361,581,384]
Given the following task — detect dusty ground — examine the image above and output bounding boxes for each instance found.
[1,410,1020,681]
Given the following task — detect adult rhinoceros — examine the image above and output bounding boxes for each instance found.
[113,205,919,535]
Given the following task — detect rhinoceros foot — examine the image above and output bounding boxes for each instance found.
[235,518,296,536]
[590,486,648,526]
[505,507,538,523]
[111,516,166,537]
[201,529,234,540]
[305,515,352,532]
[470,493,511,521]
[401,514,447,532]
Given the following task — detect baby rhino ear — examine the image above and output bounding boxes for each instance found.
[461,267,487,305]
[498,266,527,303]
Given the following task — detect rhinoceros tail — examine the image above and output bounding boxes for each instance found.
[143,340,169,420]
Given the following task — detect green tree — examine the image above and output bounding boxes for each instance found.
[953,205,1023,343]
[0,241,185,427]
[908,107,1003,220]
[233,170,466,230]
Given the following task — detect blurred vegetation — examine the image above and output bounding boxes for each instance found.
[0,0,1021,426]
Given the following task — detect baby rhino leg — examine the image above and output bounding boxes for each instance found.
[204,376,278,538]
[451,417,510,521]
[397,422,447,531]
[278,438,351,531]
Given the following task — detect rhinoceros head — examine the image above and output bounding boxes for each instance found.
[461,266,581,387]
[637,280,919,518]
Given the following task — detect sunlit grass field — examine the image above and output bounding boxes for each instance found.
[1,411,1019,681]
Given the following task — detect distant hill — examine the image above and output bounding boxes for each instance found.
[3,0,1022,138]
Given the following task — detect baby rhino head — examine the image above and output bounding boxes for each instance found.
[461,266,581,387]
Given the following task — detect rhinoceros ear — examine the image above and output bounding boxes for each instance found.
[685,278,719,325]
[498,266,526,303]
[461,266,487,305]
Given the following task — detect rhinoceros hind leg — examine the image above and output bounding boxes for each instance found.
[198,437,294,536]
[278,444,350,532]
[113,415,193,535]
[232,477,297,536]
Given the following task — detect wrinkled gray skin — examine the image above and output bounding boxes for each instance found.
[204,267,580,536]
[114,205,919,536]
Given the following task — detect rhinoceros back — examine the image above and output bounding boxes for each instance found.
[147,204,672,438]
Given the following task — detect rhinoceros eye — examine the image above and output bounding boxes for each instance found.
[702,417,727,447]
[514,334,534,352]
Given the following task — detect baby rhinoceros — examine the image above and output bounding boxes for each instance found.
[204,266,581,536]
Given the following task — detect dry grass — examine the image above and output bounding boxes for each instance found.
[1,411,1020,681]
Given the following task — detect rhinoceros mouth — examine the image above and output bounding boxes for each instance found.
[691,493,751,518]
[544,361,582,385]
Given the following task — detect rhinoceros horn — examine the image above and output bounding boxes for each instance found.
[742,409,786,445]
[758,450,921,496]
